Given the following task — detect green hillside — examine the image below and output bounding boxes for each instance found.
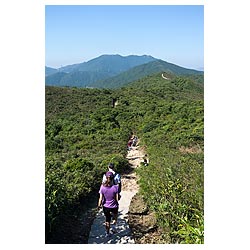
[45,54,157,87]
[45,72,67,85]
[45,73,204,243]
[45,66,58,76]
[45,55,203,88]
[92,60,203,88]
[61,54,156,74]
[46,70,112,87]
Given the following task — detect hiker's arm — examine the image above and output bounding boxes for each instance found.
[98,193,103,208]
[115,193,119,203]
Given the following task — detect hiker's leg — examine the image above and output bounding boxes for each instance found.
[112,207,118,225]
[113,213,118,225]
[110,207,118,233]
[103,207,112,234]
[105,221,110,233]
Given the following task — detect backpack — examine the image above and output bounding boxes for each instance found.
[113,172,121,193]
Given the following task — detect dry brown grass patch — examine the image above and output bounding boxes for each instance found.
[179,145,203,154]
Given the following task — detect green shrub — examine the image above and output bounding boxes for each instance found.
[45,74,204,242]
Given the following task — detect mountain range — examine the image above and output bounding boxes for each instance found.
[45,54,203,88]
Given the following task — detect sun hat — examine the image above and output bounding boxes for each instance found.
[105,171,114,178]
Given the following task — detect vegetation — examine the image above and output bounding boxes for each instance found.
[45,66,58,76]
[93,59,204,89]
[45,54,156,87]
[45,72,204,243]
[45,54,203,88]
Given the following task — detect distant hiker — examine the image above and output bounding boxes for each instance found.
[143,158,148,166]
[143,154,148,166]
[112,98,117,108]
[127,139,133,151]
[132,136,138,146]
[98,171,119,237]
[102,163,122,197]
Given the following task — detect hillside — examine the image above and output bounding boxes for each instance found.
[45,70,111,87]
[45,54,156,87]
[45,54,203,88]
[45,66,58,76]
[91,59,203,88]
[45,73,204,243]
[45,72,68,86]
[60,54,156,74]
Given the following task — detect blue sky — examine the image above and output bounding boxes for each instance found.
[45,5,204,70]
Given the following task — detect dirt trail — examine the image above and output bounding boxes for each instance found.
[162,73,170,80]
[88,144,144,244]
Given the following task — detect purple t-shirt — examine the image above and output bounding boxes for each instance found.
[99,184,119,208]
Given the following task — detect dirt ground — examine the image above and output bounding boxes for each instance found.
[128,192,171,244]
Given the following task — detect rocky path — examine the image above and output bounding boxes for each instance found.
[88,145,144,244]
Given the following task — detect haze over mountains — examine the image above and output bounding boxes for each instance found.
[45,54,203,88]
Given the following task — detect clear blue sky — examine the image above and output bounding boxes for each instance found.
[45,5,204,70]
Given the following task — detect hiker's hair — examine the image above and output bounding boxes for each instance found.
[104,176,113,187]
[108,163,114,169]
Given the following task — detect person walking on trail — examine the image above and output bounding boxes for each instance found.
[127,139,133,151]
[142,154,149,166]
[98,171,119,238]
[132,136,138,146]
[102,163,121,196]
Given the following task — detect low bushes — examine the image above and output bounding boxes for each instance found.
[45,74,204,243]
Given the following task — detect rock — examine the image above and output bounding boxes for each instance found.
[129,193,149,215]
[129,212,157,233]
[128,193,158,241]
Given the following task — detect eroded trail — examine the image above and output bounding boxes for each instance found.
[88,144,144,244]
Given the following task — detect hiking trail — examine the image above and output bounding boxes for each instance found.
[88,144,145,244]
[162,73,170,80]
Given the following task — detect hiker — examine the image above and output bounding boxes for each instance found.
[143,158,148,166]
[142,154,148,166]
[127,139,133,151]
[132,136,138,146]
[98,171,119,237]
[102,163,121,195]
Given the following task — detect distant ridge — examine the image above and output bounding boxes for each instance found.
[57,54,156,74]
[45,66,58,76]
[45,54,203,88]
[91,59,203,88]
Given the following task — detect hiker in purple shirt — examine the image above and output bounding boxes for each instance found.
[98,171,119,237]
